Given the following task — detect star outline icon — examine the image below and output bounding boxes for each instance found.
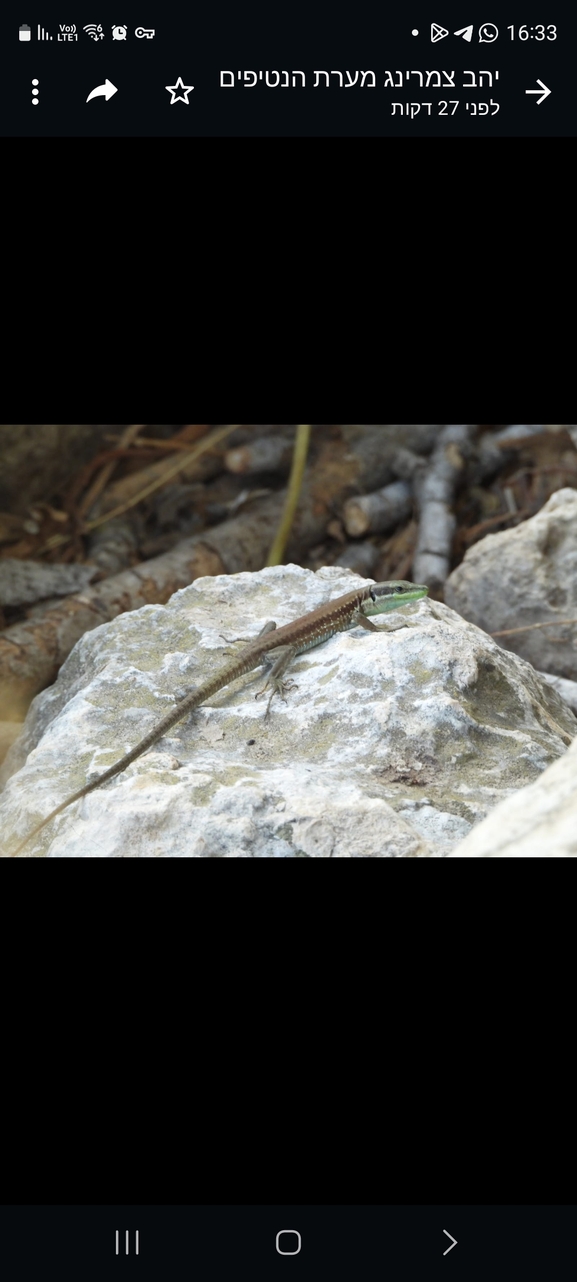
[165,76,194,104]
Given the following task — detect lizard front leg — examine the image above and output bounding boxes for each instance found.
[352,610,407,633]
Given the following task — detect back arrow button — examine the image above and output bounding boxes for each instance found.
[525,79,551,104]
[443,1230,457,1256]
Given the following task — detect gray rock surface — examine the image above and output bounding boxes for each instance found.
[447,734,577,857]
[536,671,577,717]
[444,488,577,680]
[1,565,575,857]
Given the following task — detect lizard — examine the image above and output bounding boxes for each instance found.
[5,579,428,856]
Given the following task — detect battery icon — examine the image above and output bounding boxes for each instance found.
[19,24,31,40]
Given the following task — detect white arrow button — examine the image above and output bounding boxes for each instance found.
[86,79,118,102]
[525,79,551,104]
[443,1230,457,1255]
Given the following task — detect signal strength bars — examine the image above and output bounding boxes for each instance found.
[38,25,53,39]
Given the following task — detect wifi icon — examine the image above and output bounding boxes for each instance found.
[83,23,105,40]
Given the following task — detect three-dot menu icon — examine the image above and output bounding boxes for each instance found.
[31,78,39,104]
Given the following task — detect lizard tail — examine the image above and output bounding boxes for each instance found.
[6,756,138,856]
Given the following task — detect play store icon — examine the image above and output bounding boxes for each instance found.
[454,24,474,41]
[431,23,448,41]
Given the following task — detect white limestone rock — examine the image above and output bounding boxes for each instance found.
[1,565,575,857]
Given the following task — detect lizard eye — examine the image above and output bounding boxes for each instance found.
[369,589,377,602]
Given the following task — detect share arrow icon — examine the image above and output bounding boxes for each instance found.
[86,79,118,102]
[454,25,473,41]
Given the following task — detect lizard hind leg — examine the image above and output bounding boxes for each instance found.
[219,619,278,656]
[253,644,299,717]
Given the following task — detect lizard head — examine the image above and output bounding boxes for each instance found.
[367,580,429,613]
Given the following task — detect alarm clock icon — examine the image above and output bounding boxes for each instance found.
[112,25,127,39]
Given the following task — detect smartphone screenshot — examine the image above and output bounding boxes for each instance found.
[1,4,573,135]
